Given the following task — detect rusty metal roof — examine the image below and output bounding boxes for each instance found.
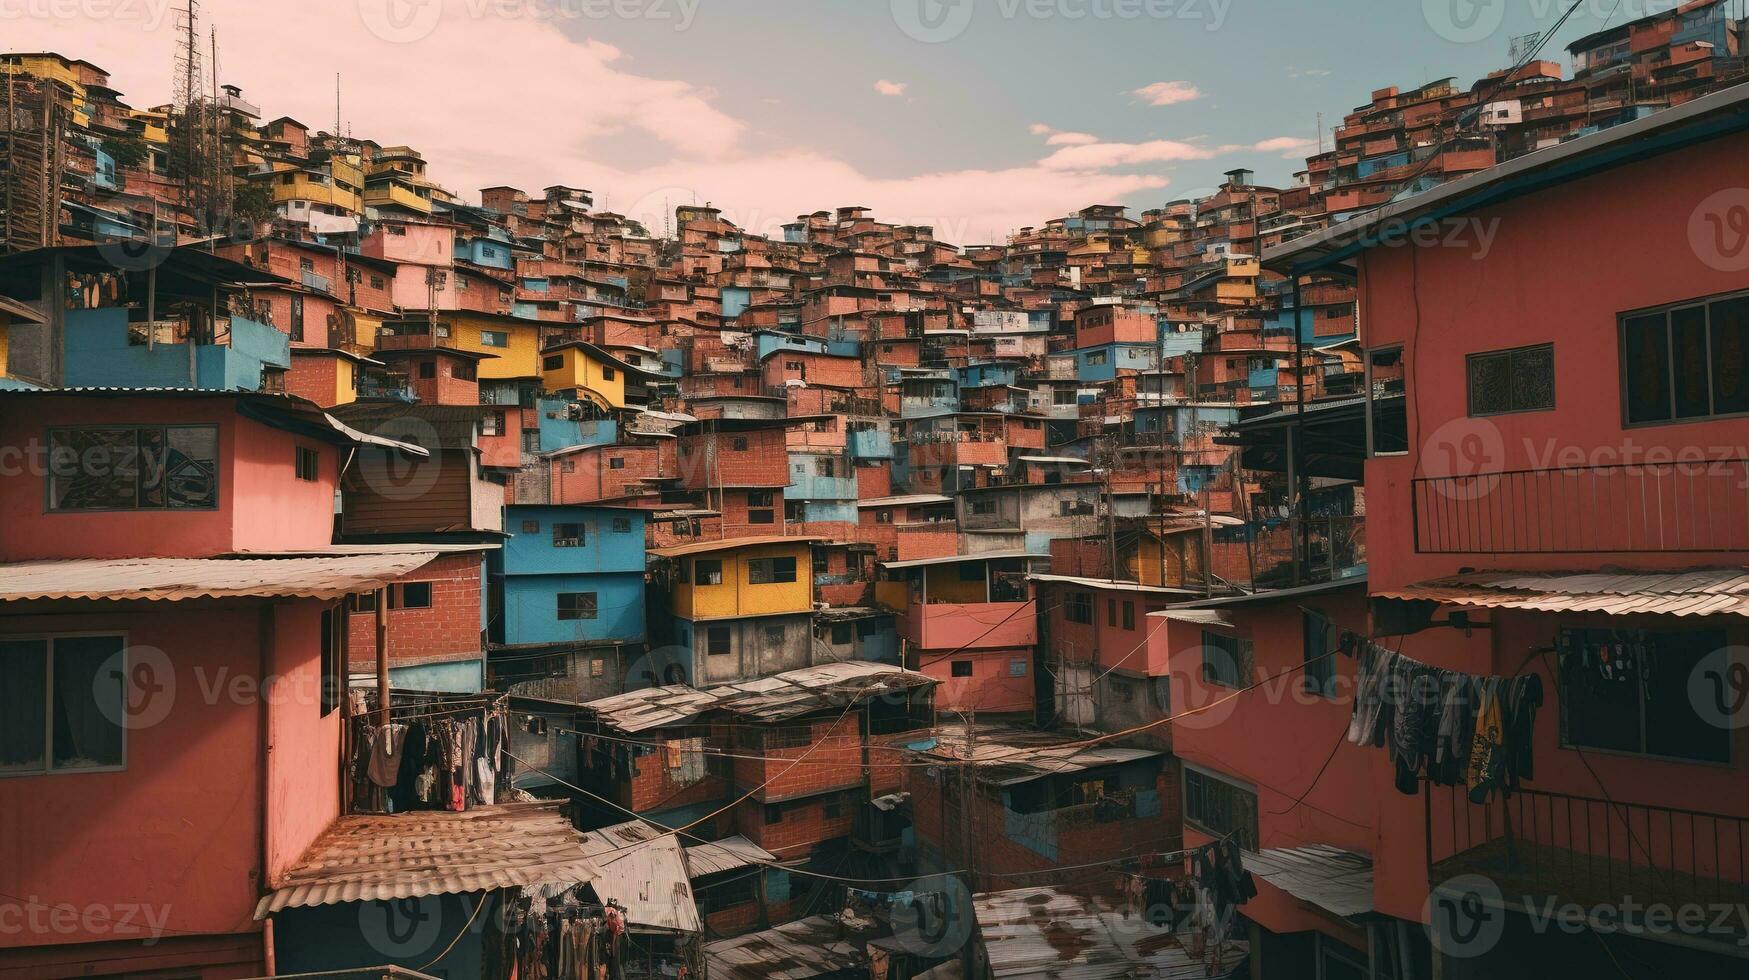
[0,553,440,603]
[1374,569,1749,618]
[920,726,1161,787]
[255,803,601,918]
[576,821,703,934]
[582,661,937,733]
[703,915,876,980]
[975,886,1248,979]
[684,835,778,878]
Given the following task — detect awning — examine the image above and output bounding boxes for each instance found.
[1375,569,1749,618]
[1246,845,1374,919]
[256,803,600,918]
[0,552,440,603]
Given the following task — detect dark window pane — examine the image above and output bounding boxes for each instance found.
[1645,631,1731,764]
[1509,344,1555,412]
[1671,306,1712,419]
[1467,352,1510,415]
[0,640,48,773]
[1709,297,1749,415]
[1622,314,1671,424]
[52,636,125,770]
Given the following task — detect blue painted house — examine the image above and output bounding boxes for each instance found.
[490,505,647,650]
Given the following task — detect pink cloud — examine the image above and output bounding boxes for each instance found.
[1040,139,1218,171]
[1133,81,1203,106]
[874,79,908,97]
[1045,132,1100,146]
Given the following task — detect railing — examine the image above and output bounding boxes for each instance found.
[1429,784,1749,943]
[1412,458,1749,554]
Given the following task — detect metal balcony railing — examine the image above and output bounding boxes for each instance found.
[1428,784,1749,946]
[1412,458,1749,554]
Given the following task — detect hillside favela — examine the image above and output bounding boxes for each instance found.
[4,1,1749,977]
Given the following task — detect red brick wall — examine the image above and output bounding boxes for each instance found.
[550,444,665,503]
[896,526,958,561]
[347,552,484,669]
[855,463,891,499]
[734,793,857,858]
[406,356,481,406]
[284,354,338,407]
[732,716,864,802]
[761,352,864,390]
[676,428,789,489]
[627,737,729,815]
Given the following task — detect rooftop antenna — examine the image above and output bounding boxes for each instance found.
[1316,112,1325,155]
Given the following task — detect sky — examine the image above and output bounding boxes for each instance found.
[8,0,1704,243]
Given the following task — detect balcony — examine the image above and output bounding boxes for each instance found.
[1412,459,1749,554]
[1430,785,1749,950]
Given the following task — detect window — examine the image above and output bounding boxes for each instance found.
[1621,295,1749,424]
[522,431,540,453]
[764,625,785,647]
[1107,598,1118,627]
[609,457,625,470]
[553,523,585,547]
[958,562,984,582]
[347,592,378,613]
[748,556,798,584]
[763,803,783,824]
[612,517,632,534]
[1560,628,1731,764]
[543,354,564,371]
[1121,601,1136,631]
[814,458,836,477]
[48,425,219,511]
[1303,611,1337,698]
[1201,631,1252,688]
[480,330,509,348]
[482,412,505,437]
[389,582,432,609]
[951,660,973,677]
[299,257,315,272]
[1183,766,1259,850]
[369,275,386,290]
[1367,346,1408,454]
[706,626,731,656]
[1009,658,1027,677]
[294,446,320,482]
[875,509,893,524]
[970,500,996,516]
[731,437,749,452]
[557,592,597,621]
[1086,350,1108,365]
[823,798,844,819]
[452,361,477,382]
[1467,343,1554,416]
[418,361,437,379]
[831,623,853,645]
[601,366,616,381]
[0,635,127,775]
[1064,592,1093,625]
[695,560,723,585]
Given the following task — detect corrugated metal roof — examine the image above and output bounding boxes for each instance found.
[1246,845,1374,919]
[921,726,1162,787]
[702,915,873,979]
[576,821,703,934]
[880,550,1049,570]
[856,494,953,509]
[1029,574,1200,596]
[685,835,778,878]
[0,553,439,603]
[975,887,1247,978]
[648,535,826,558]
[255,803,601,918]
[582,661,937,733]
[1375,569,1749,618]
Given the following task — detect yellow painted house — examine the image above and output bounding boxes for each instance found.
[651,536,821,621]
[410,311,543,380]
[540,341,653,410]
